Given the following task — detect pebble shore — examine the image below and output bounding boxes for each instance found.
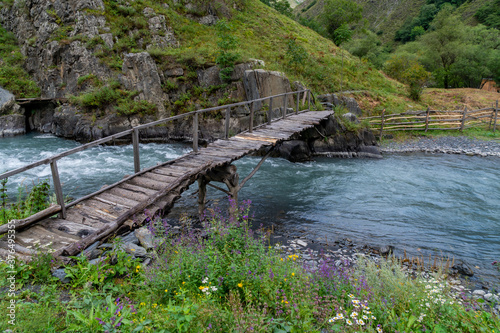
[380,136,500,157]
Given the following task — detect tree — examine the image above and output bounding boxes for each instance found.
[320,0,363,45]
[418,6,464,88]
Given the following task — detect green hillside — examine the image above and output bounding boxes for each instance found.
[294,0,490,43]
[0,0,420,115]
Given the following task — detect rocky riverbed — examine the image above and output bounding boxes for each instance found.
[380,136,500,157]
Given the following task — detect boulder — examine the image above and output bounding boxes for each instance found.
[379,245,394,256]
[52,268,70,283]
[452,260,474,276]
[243,69,294,110]
[135,227,155,250]
[0,114,25,137]
[276,140,311,162]
[0,87,19,115]
[121,52,167,114]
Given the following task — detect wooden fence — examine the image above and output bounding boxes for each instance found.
[361,101,499,137]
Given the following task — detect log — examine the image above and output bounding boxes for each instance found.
[54,163,211,257]
[0,205,61,235]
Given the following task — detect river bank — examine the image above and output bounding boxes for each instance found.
[380,136,500,157]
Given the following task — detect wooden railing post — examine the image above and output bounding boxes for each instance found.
[460,106,467,132]
[425,107,430,132]
[307,90,311,110]
[50,160,66,219]
[225,107,230,139]
[494,100,498,133]
[249,102,255,133]
[283,93,288,119]
[132,128,140,173]
[268,97,273,125]
[193,112,199,152]
[379,109,386,138]
[296,91,300,114]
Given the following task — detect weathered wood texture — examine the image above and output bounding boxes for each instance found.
[1,110,334,258]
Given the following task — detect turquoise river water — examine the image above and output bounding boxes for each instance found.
[1,133,499,285]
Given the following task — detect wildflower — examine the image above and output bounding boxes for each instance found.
[336,313,344,319]
[165,289,168,292]
[371,316,376,320]
[328,318,336,323]
[182,282,185,284]
[357,319,365,326]
[376,327,383,333]
[352,299,360,304]
[291,272,295,277]
[362,315,368,320]
[350,312,358,318]
[348,294,354,298]
[346,319,353,325]
[238,282,243,288]
[202,277,209,284]
[140,302,146,306]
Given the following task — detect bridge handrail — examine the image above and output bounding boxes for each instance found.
[1,89,311,219]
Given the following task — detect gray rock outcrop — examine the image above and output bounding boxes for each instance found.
[0,87,24,137]
[121,52,168,115]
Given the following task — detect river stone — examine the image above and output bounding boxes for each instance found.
[119,232,140,245]
[379,245,394,256]
[276,140,311,162]
[52,268,70,283]
[472,289,486,297]
[122,242,148,258]
[452,260,474,276]
[135,227,154,250]
[0,114,25,137]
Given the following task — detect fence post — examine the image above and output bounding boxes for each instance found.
[283,93,288,119]
[307,90,311,111]
[268,97,273,125]
[425,107,430,132]
[132,128,140,173]
[460,106,467,132]
[379,109,386,139]
[249,102,255,133]
[50,160,66,219]
[296,91,300,114]
[193,112,199,152]
[225,107,230,139]
[494,100,498,133]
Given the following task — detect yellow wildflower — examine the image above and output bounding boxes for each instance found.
[238,282,243,288]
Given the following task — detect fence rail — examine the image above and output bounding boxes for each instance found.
[0,90,311,220]
[361,101,499,137]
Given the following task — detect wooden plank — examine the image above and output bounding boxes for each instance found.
[39,219,99,239]
[141,172,177,184]
[153,167,186,177]
[85,199,126,217]
[0,205,61,235]
[118,183,156,196]
[64,208,110,228]
[15,225,81,252]
[96,192,141,209]
[108,187,150,202]
[129,177,165,191]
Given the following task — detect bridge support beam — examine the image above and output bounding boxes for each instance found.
[197,150,272,219]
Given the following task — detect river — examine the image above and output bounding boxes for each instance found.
[1,133,499,285]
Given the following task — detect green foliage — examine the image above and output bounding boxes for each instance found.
[260,0,293,18]
[320,0,363,44]
[475,0,500,29]
[285,37,308,70]
[384,52,431,100]
[215,19,239,82]
[344,31,390,68]
[70,81,157,116]
[0,179,51,225]
[395,4,439,42]
[77,73,101,87]
[0,25,40,98]
[0,251,58,288]
[64,247,141,289]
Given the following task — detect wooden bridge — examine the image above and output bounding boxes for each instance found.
[0,90,334,260]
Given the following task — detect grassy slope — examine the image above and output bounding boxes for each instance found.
[294,0,490,43]
[160,0,419,115]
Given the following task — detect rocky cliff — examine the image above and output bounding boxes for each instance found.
[0,0,379,157]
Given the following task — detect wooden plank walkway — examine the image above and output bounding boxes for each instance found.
[0,110,333,259]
